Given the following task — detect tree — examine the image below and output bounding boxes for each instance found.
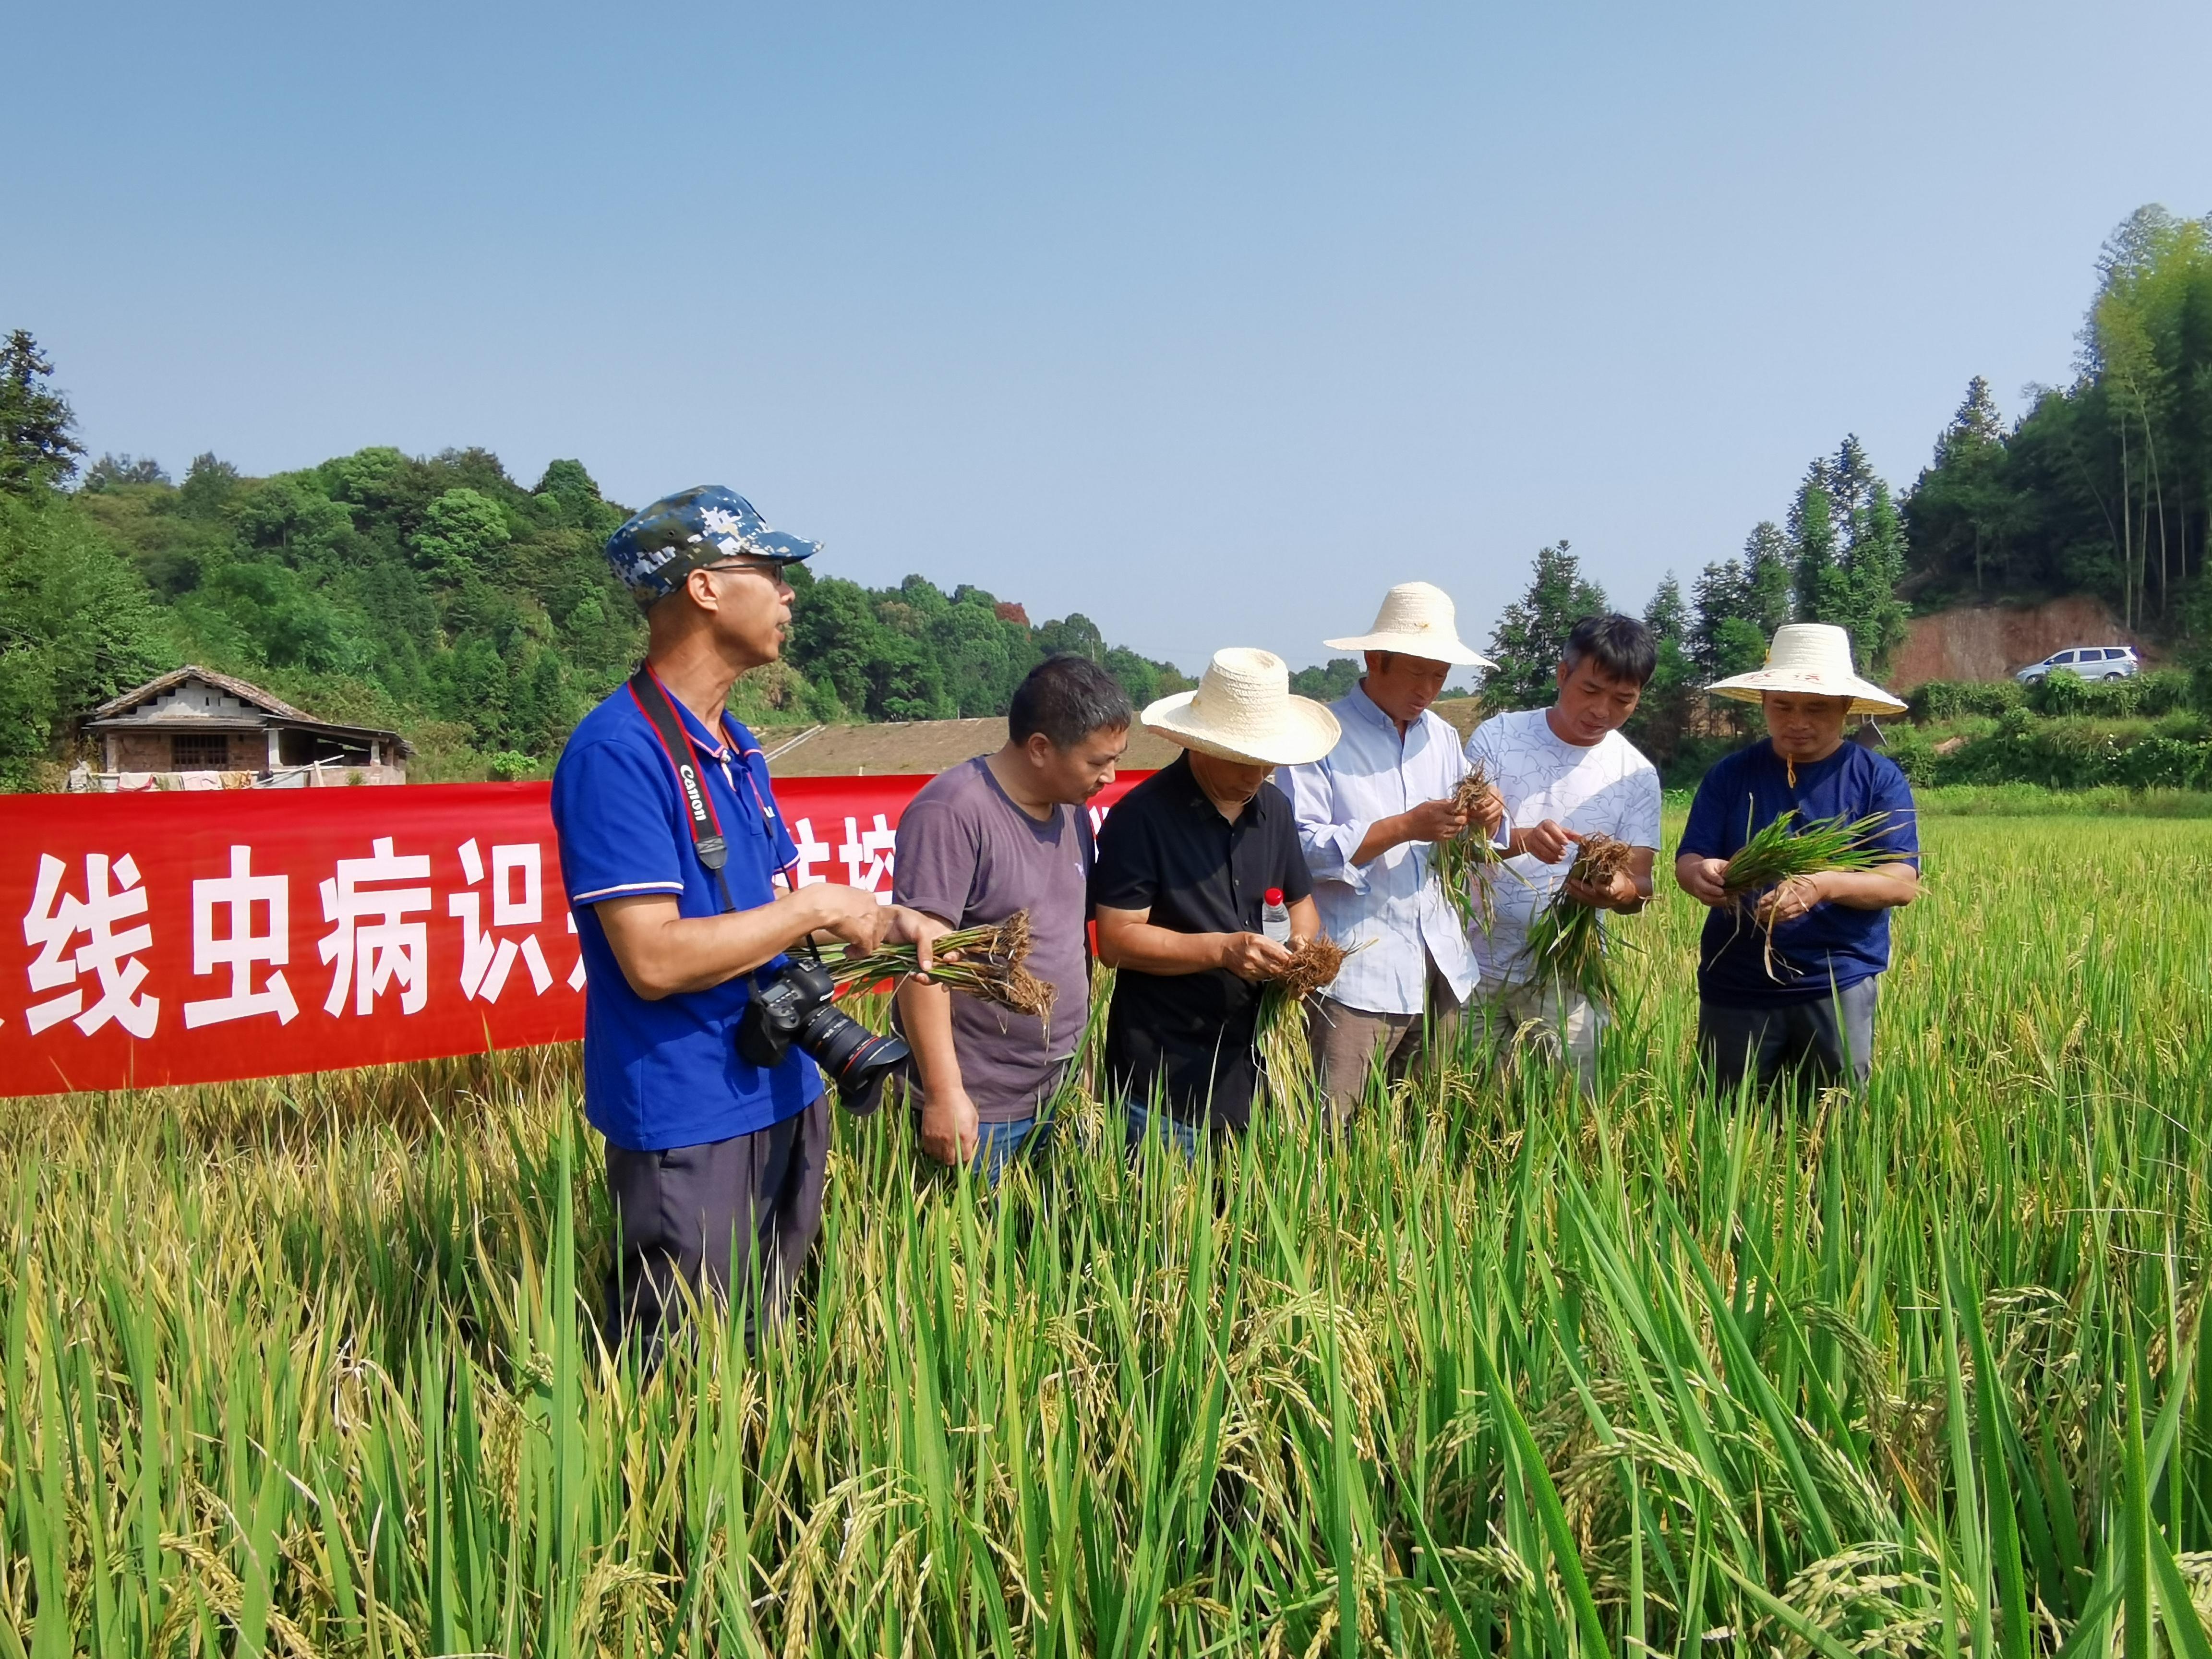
[1790,474,1845,623]
[534,458,621,536]
[1628,573,1697,765]
[82,454,168,491]
[1905,378,2022,596]
[0,331,85,494]
[1840,479,1910,674]
[1900,207,2212,631]
[1033,613,1107,662]
[1691,526,1793,734]
[411,488,512,580]
[1482,541,1608,710]
[1288,658,1362,703]
[179,453,241,517]
[0,492,176,783]
[1789,439,1908,675]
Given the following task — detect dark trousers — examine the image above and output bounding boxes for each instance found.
[602,1093,830,1357]
[1698,978,1880,1099]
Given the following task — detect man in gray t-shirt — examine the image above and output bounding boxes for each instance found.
[893,657,1133,1181]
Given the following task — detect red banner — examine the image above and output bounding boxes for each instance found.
[0,772,1149,1096]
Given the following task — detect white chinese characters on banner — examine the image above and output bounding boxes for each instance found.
[318,837,431,1017]
[565,911,586,990]
[837,813,897,904]
[184,844,298,1028]
[787,817,832,889]
[784,815,895,903]
[450,838,553,1002]
[21,852,161,1038]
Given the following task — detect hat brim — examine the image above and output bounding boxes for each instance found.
[1141,691,1342,768]
[1322,631,1495,669]
[726,528,818,563]
[1705,673,1907,719]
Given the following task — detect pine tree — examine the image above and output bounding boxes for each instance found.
[1791,475,1846,622]
[1905,378,2016,597]
[0,331,85,495]
[1781,439,1911,675]
[1688,559,1747,679]
[1840,479,1910,674]
[1827,434,1880,529]
[1628,573,1696,764]
[1482,541,1609,710]
[1742,521,1795,637]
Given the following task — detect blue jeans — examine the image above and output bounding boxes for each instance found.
[1123,1101,1204,1160]
[972,1113,1053,1185]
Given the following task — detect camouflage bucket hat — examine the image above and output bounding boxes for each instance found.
[603,484,820,608]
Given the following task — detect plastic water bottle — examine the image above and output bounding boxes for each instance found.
[1261,887,1292,943]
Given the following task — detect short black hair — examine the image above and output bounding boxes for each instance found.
[1561,613,1657,687]
[1009,655,1134,749]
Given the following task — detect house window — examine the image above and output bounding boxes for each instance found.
[171,734,229,770]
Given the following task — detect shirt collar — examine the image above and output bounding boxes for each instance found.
[1344,680,1400,734]
[1168,751,1273,824]
[657,684,734,763]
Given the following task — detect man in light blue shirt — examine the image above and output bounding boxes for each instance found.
[1284,583,1503,1117]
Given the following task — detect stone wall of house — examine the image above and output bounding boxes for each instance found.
[107,730,266,772]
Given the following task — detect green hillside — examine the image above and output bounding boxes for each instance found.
[0,352,1189,786]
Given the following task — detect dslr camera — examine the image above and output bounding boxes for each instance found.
[737,950,910,1113]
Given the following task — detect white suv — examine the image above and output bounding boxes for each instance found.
[2014,646,2140,684]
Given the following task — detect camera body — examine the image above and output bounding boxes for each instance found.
[737,953,910,1114]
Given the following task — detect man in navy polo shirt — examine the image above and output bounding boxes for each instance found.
[553,484,944,1352]
[1675,624,1920,1097]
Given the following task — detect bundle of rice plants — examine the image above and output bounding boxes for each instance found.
[1720,809,1911,979]
[1431,764,1509,935]
[817,911,1056,1021]
[1257,937,1349,1108]
[1515,831,1634,1002]
[1721,809,1906,896]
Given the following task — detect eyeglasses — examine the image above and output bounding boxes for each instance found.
[705,558,787,580]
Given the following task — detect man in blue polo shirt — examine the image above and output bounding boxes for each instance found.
[553,484,944,1352]
[1674,623,1920,1097]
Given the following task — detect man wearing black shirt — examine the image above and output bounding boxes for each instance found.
[1091,648,1338,1148]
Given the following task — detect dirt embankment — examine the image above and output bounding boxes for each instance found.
[1889,596,2151,689]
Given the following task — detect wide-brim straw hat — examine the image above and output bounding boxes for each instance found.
[1323,580,1496,669]
[1143,647,1342,768]
[1706,623,1907,717]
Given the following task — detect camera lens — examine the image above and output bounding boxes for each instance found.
[796,1003,911,1115]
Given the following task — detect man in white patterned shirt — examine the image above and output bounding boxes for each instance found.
[1284,583,1504,1118]
[1464,613,1663,1095]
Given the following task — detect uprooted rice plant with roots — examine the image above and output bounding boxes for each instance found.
[4,814,2212,1654]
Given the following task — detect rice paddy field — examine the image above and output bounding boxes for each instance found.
[4,809,2211,1656]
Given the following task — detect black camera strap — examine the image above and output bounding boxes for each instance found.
[626,667,740,916]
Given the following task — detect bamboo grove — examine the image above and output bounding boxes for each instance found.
[4,811,2212,1655]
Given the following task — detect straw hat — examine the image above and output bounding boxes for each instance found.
[1323,581,1495,669]
[1143,648,1342,768]
[1706,623,1906,717]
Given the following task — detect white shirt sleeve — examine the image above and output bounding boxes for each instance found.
[1625,755,1664,852]
[1464,718,1514,851]
[1286,757,1373,895]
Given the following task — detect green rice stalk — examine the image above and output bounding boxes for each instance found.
[1721,810,1911,979]
[2,816,2205,1659]
[1721,809,1908,895]
[1515,831,1634,1002]
[1432,764,1509,935]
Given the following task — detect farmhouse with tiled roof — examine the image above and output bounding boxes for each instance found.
[77,666,411,791]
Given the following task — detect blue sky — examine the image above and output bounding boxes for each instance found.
[8,0,2210,675]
